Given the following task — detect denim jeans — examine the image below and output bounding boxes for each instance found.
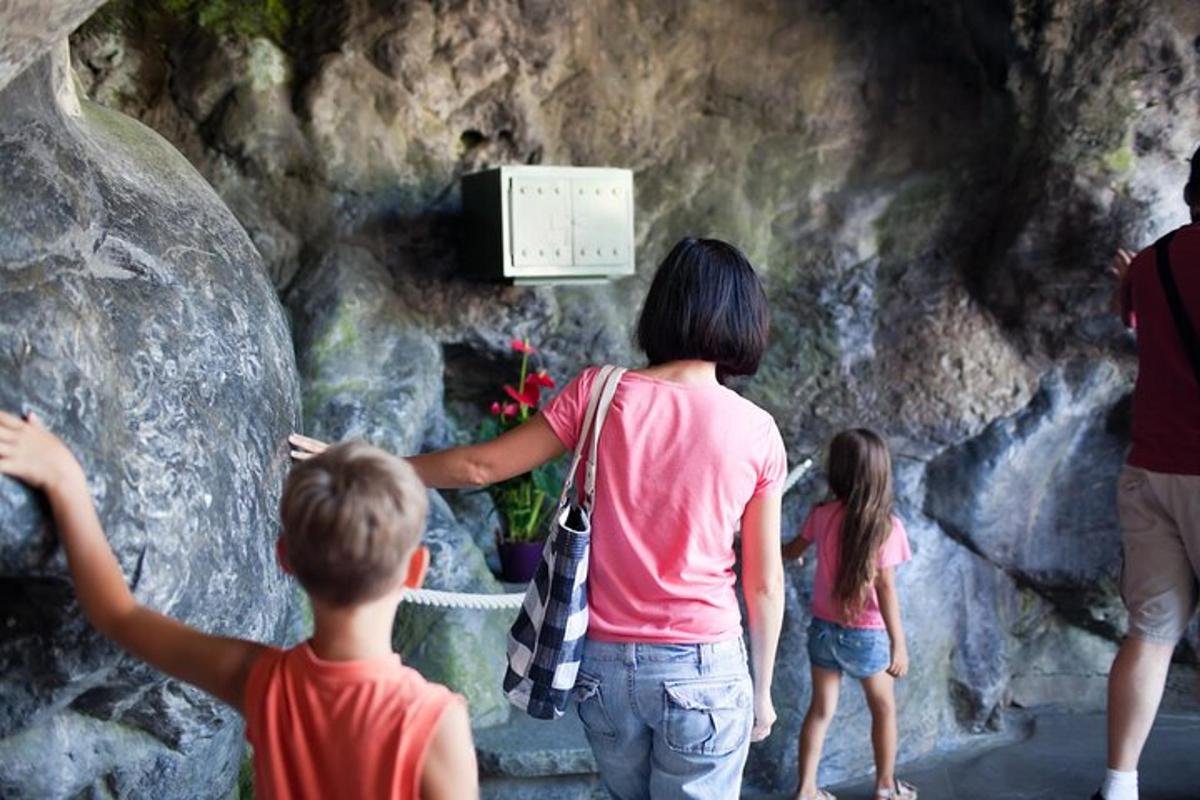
[573,638,753,800]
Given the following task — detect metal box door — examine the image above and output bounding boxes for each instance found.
[509,177,571,267]
[572,178,630,267]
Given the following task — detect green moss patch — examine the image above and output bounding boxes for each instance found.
[80,0,316,44]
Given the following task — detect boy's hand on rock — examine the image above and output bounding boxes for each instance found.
[0,411,82,492]
[886,642,909,679]
[289,433,329,462]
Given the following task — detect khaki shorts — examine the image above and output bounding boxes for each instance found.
[1118,466,1200,643]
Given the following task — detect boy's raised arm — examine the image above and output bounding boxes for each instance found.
[0,411,265,713]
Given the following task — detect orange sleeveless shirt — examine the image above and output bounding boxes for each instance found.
[243,643,460,799]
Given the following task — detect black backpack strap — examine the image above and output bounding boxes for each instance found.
[1154,231,1200,388]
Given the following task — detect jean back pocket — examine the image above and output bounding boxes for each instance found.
[661,676,752,756]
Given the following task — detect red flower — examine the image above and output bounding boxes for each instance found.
[527,371,556,389]
[505,383,540,407]
[490,401,502,415]
[503,402,519,416]
[511,338,537,354]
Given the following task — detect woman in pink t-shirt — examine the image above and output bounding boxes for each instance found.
[781,429,915,800]
[291,238,787,799]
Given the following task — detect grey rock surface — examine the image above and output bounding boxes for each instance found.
[0,0,107,92]
[0,42,300,799]
[55,0,1200,792]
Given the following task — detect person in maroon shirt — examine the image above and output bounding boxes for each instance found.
[1095,148,1200,800]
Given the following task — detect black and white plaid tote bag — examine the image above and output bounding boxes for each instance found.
[502,364,625,719]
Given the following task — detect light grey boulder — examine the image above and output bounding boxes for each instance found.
[925,362,1132,641]
[0,43,300,798]
[0,0,107,92]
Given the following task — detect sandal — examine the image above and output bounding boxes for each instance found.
[794,791,837,800]
[876,781,918,799]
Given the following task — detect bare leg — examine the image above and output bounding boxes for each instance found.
[796,667,841,799]
[1107,636,1175,771]
[860,671,898,794]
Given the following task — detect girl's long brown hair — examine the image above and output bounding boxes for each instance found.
[827,429,894,619]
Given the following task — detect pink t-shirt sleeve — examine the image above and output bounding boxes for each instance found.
[753,423,788,496]
[540,367,599,451]
[877,516,912,569]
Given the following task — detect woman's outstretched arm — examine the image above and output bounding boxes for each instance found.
[290,414,567,490]
[408,414,566,489]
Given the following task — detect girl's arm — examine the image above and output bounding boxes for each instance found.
[875,566,908,678]
[740,490,785,742]
[290,414,567,490]
[0,413,265,712]
[781,534,811,563]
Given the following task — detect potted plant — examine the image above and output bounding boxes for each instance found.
[479,337,561,583]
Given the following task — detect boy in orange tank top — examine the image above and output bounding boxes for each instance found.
[0,414,478,800]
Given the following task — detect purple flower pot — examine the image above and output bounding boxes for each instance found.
[497,538,545,583]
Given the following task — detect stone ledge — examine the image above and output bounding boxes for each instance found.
[480,775,606,800]
[474,711,597,778]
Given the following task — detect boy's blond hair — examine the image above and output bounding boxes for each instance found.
[281,441,428,606]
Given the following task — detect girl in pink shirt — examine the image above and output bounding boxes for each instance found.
[782,429,916,800]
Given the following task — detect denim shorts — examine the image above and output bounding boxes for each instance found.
[807,617,890,679]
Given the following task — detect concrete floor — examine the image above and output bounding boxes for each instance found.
[826,711,1200,800]
[477,708,1200,799]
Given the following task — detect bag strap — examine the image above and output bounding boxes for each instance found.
[583,367,624,505]
[1154,232,1200,388]
[556,366,621,507]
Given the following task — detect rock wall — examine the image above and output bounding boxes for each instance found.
[0,33,301,800]
[0,0,107,91]
[45,0,1200,792]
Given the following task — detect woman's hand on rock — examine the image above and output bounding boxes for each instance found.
[751,691,776,742]
[289,433,329,462]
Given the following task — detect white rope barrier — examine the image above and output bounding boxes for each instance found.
[781,457,815,496]
[401,456,818,609]
[402,588,527,610]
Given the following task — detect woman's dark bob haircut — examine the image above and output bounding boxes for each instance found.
[635,237,769,382]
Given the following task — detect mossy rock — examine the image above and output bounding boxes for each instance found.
[83,0,315,43]
[393,604,511,728]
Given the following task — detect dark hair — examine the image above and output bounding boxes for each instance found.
[826,428,895,620]
[1186,146,1200,207]
[635,237,769,383]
